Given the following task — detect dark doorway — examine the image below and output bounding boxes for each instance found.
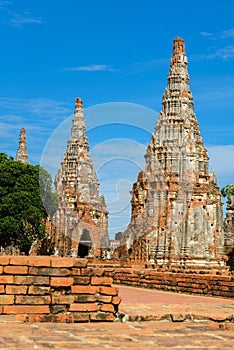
[78,229,92,258]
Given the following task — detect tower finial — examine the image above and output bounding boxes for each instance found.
[173,37,185,54]
[16,128,28,164]
[76,97,83,108]
[170,37,187,67]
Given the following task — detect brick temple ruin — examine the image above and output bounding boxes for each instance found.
[7,38,234,270]
[53,97,109,258]
[0,38,233,325]
[119,37,226,269]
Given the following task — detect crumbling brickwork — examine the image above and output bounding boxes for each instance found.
[0,256,121,322]
[90,263,234,298]
[121,38,225,269]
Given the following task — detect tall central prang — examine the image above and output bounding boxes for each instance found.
[122,37,225,269]
[54,98,109,257]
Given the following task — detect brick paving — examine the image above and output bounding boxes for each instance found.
[0,285,233,350]
[117,285,234,322]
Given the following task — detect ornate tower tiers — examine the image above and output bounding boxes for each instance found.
[54,98,109,257]
[16,128,28,164]
[122,38,225,269]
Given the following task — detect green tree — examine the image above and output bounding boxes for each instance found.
[221,184,234,212]
[0,153,57,254]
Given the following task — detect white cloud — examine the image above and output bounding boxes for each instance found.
[0,0,12,7]
[0,97,71,122]
[199,29,234,60]
[0,97,72,164]
[207,45,234,61]
[61,65,117,72]
[200,28,234,40]
[8,12,45,27]
[200,31,214,38]
[0,1,45,28]
[220,29,234,39]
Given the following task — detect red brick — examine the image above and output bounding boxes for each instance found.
[73,259,88,268]
[0,275,14,284]
[14,276,34,285]
[81,268,103,276]
[28,286,50,295]
[0,306,3,314]
[90,312,115,321]
[28,314,74,323]
[71,268,81,276]
[73,312,90,322]
[0,256,10,265]
[51,257,75,268]
[3,305,50,314]
[0,295,14,305]
[50,277,74,287]
[80,268,95,276]
[14,314,28,322]
[6,285,27,295]
[99,286,118,296]
[4,266,28,275]
[15,296,51,305]
[91,277,113,286]
[51,295,75,304]
[96,295,112,303]
[69,303,98,312]
[112,296,122,305]
[28,256,51,267]
[29,267,71,276]
[0,266,3,274]
[74,295,97,303]
[33,276,50,285]
[91,268,105,276]
[0,285,4,294]
[73,276,90,285]
[14,276,49,285]
[71,285,99,294]
[9,257,30,265]
[222,281,234,287]
[50,305,67,314]
[99,304,115,313]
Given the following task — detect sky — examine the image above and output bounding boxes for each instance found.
[0,0,234,237]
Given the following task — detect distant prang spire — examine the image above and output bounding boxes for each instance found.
[54,97,109,257]
[16,128,28,164]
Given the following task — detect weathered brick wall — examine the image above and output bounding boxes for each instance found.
[0,256,121,322]
[94,264,234,298]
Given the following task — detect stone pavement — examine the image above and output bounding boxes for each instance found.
[117,285,234,322]
[0,285,233,350]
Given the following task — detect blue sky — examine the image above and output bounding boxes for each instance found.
[0,0,234,236]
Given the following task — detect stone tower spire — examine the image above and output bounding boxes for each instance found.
[122,38,225,270]
[54,98,109,257]
[16,128,28,164]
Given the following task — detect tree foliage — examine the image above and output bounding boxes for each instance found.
[0,153,57,254]
[221,184,234,211]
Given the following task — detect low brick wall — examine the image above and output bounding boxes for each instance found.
[96,265,234,298]
[0,256,121,322]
